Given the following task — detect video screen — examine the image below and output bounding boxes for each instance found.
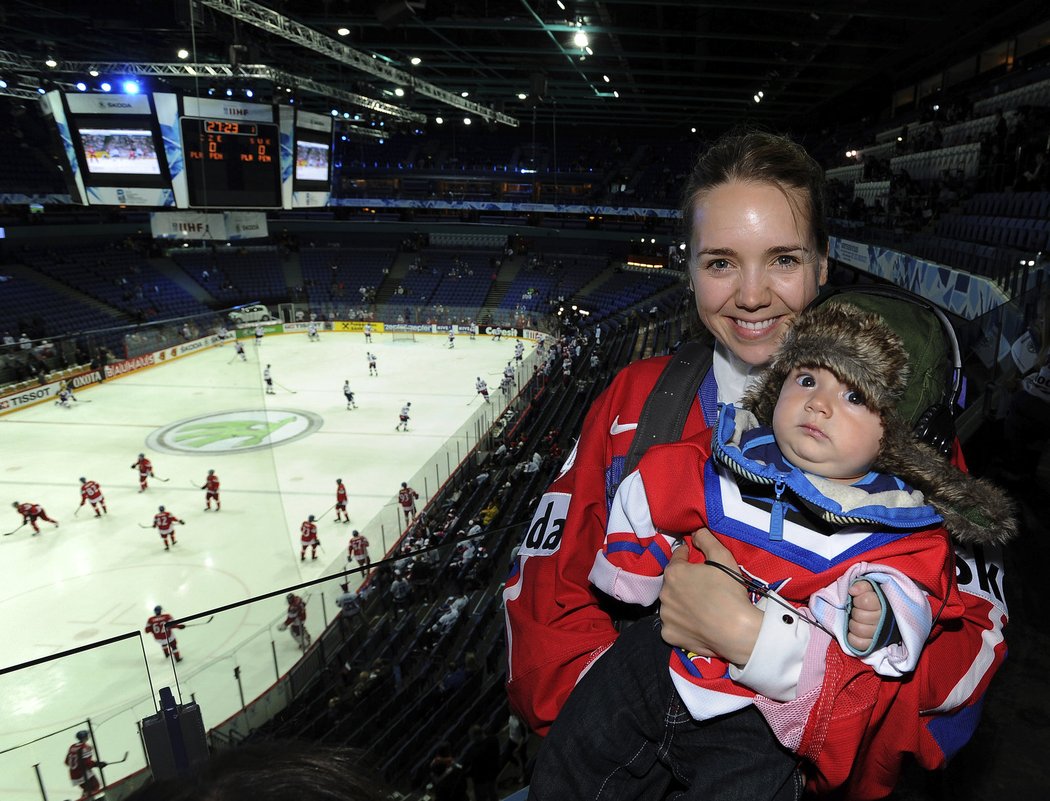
[78,128,161,175]
[295,137,330,182]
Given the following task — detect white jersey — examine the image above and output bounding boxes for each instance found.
[367,352,377,365]
[308,324,318,335]
[515,342,524,357]
[264,367,272,381]
[504,364,514,380]
[476,379,488,393]
[255,326,264,337]
[400,404,411,418]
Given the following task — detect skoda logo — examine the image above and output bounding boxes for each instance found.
[147,409,322,455]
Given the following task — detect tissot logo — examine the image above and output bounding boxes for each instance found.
[224,107,250,116]
[147,409,323,454]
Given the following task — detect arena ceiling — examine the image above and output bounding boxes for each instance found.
[0,0,1047,135]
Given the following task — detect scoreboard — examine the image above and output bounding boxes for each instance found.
[179,117,282,209]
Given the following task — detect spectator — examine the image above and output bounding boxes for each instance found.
[460,725,500,801]
[428,741,468,801]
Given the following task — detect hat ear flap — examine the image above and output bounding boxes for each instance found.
[742,369,785,426]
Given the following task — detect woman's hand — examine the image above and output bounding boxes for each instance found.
[659,528,763,667]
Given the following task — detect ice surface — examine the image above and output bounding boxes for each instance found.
[0,329,530,799]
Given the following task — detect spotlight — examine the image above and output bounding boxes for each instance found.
[75,82,87,92]
[411,57,421,65]
[45,57,57,68]
[573,30,588,48]
[123,80,140,94]
[603,75,610,83]
[0,80,7,89]
[100,82,112,92]
[337,27,350,36]
[177,48,189,59]
[89,69,99,77]
[226,88,233,97]
[461,91,469,97]
[394,87,405,97]
[245,89,253,98]
[435,116,444,124]
[463,117,471,125]
[517,93,527,100]
[331,109,339,116]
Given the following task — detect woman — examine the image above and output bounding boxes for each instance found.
[504,130,1008,799]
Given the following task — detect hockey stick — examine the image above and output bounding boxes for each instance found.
[181,615,215,628]
[153,476,170,483]
[190,480,201,489]
[316,503,335,520]
[276,381,297,395]
[3,522,27,537]
[467,394,480,406]
[74,505,83,516]
[138,523,153,529]
[104,751,130,766]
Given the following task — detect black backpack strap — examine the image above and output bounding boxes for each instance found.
[623,340,714,476]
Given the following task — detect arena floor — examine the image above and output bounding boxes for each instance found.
[0,329,531,800]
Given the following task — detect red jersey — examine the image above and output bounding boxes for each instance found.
[284,596,307,626]
[80,481,103,503]
[300,520,318,543]
[349,534,370,559]
[398,487,419,509]
[203,474,220,492]
[145,612,183,642]
[153,511,179,531]
[336,484,348,505]
[134,456,153,475]
[65,741,96,781]
[16,502,42,519]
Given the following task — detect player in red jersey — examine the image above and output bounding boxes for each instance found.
[144,605,184,661]
[131,453,154,492]
[348,529,370,569]
[12,501,58,534]
[335,478,350,523]
[397,482,419,524]
[278,592,311,650]
[300,514,319,561]
[78,478,107,517]
[201,469,220,511]
[152,505,184,550]
[65,730,106,800]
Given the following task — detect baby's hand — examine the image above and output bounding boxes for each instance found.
[847,579,883,652]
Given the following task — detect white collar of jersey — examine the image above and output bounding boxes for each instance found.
[712,342,764,407]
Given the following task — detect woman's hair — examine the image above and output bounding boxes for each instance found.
[680,129,828,255]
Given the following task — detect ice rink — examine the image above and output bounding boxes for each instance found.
[0,328,531,799]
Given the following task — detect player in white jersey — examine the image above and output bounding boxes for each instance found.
[395,401,411,431]
[469,321,478,340]
[234,339,246,361]
[254,325,264,346]
[367,352,378,376]
[263,364,276,395]
[363,323,373,343]
[492,326,502,342]
[307,322,320,341]
[475,377,491,403]
[343,380,357,409]
[448,329,456,349]
[515,341,525,362]
[503,361,515,382]
[216,324,228,344]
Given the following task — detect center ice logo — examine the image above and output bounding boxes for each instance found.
[147,409,323,454]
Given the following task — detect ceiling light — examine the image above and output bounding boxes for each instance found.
[225,88,233,97]
[411,57,421,66]
[177,48,189,59]
[100,82,112,92]
[75,82,87,92]
[573,30,589,48]
[557,0,566,9]
[690,127,696,133]
[245,89,253,98]
[461,91,469,97]
[394,87,405,97]
[758,90,764,98]
[337,27,350,36]
[754,94,761,103]
[435,116,444,124]
[585,46,593,55]
[0,79,8,89]
[331,109,339,116]
[463,117,471,125]
[45,57,57,68]
[602,75,610,83]
[613,90,619,98]
[517,92,527,100]
[88,69,99,77]
[124,80,140,94]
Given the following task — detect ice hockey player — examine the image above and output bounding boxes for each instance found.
[79,478,107,517]
[500,374,513,397]
[363,322,373,343]
[55,386,75,408]
[216,324,228,344]
[307,321,320,341]
[395,401,411,432]
[254,324,264,346]
[469,320,478,340]
[475,377,491,403]
[131,452,154,492]
[348,529,370,569]
[263,364,276,395]
[234,339,246,361]
[343,380,357,410]
[12,501,59,534]
[145,605,185,661]
[398,482,419,524]
[65,730,106,801]
[201,469,220,511]
[448,329,456,349]
[278,593,311,650]
[515,340,525,362]
[503,361,515,384]
[300,514,319,561]
[367,351,378,376]
[492,326,502,342]
[153,505,184,550]
[335,479,350,523]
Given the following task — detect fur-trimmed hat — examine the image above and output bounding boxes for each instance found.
[742,302,1016,544]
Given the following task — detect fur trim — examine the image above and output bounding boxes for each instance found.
[743,303,909,424]
[743,302,1017,545]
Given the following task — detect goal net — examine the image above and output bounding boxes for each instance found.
[391,331,416,342]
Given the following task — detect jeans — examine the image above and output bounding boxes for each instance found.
[528,617,802,801]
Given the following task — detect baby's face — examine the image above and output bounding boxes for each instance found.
[772,367,884,484]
